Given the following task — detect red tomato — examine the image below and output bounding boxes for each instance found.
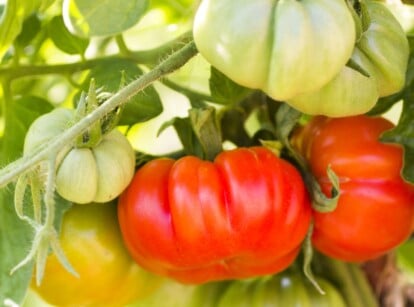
[118,147,311,284]
[294,115,414,262]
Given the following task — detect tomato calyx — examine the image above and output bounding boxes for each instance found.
[275,104,340,213]
[74,79,103,148]
[74,78,124,149]
[161,106,223,161]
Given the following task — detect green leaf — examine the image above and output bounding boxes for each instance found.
[220,108,251,147]
[1,96,53,160]
[275,104,340,212]
[209,67,252,105]
[158,116,204,158]
[47,15,89,55]
[380,96,414,183]
[82,58,162,125]
[396,239,414,280]
[62,0,149,38]
[0,96,53,305]
[16,14,41,47]
[149,0,198,22]
[0,0,55,59]
[0,189,33,306]
[189,107,223,160]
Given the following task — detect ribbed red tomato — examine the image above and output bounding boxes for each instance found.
[294,115,414,262]
[118,147,311,284]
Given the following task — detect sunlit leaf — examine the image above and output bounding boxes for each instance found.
[62,0,149,37]
[0,96,53,305]
[82,59,162,125]
[0,0,55,59]
[47,15,89,55]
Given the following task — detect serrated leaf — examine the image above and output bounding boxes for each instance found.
[82,58,162,125]
[47,15,89,55]
[209,67,252,105]
[380,97,414,183]
[62,0,149,38]
[0,96,53,305]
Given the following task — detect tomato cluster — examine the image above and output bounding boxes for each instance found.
[21,0,414,305]
[194,0,408,117]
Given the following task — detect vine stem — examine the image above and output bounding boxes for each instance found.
[0,40,199,187]
[0,32,193,80]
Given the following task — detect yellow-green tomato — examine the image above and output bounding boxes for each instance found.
[287,0,409,117]
[31,202,163,307]
[193,0,356,101]
[24,108,135,204]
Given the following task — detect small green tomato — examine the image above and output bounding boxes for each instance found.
[24,108,135,204]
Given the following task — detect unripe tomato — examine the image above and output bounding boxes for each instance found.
[188,271,346,307]
[293,115,414,262]
[288,0,409,117]
[24,108,135,204]
[193,0,356,101]
[31,202,163,307]
[118,147,312,284]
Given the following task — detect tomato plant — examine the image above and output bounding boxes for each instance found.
[1,0,414,306]
[118,146,312,284]
[293,115,414,262]
[31,202,163,306]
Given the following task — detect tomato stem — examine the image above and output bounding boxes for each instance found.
[274,103,340,213]
[0,39,199,188]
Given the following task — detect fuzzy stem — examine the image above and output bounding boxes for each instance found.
[44,155,56,228]
[0,40,198,187]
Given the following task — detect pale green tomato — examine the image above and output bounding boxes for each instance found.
[187,271,347,307]
[56,129,135,204]
[288,0,409,117]
[193,0,356,101]
[24,108,135,204]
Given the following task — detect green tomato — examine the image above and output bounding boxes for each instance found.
[288,0,409,117]
[31,202,163,307]
[188,272,347,307]
[24,108,135,204]
[193,0,356,101]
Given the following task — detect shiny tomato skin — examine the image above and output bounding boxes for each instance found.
[118,147,312,284]
[295,115,414,262]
